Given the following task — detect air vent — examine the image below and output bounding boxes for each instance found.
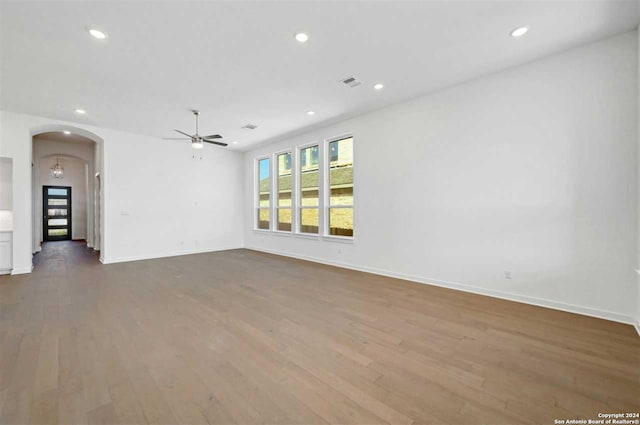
[242,124,258,130]
[341,76,361,88]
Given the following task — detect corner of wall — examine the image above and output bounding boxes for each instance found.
[636,26,640,335]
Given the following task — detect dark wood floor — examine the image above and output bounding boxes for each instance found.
[0,241,638,424]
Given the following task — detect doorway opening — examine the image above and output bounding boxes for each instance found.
[30,125,104,267]
[42,185,72,241]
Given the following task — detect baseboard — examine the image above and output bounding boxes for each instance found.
[247,246,636,326]
[634,322,640,337]
[101,245,243,265]
[11,265,34,275]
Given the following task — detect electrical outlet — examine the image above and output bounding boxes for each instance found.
[504,271,512,279]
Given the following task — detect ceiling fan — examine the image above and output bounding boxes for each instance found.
[164,110,227,148]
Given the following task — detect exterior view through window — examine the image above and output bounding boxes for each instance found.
[257,158,270,229]
[277,152,293,231]
[299,145,319,233]
[255,136,353,237]
[327,137,353,236]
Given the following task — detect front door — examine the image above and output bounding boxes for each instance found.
[43,186,72,241]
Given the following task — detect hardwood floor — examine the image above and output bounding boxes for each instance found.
[0,241,638,425]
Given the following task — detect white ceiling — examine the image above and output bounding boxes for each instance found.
[1,1,638,151]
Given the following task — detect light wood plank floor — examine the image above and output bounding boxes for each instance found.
[0,241,638,425]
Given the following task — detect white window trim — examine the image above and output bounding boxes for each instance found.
[323,134,354,240]
[254,156,272,231]
[252,132,354,242]
[273,149,294,234]
[295,141,321,236]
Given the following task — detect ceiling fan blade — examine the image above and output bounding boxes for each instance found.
[203,140,228,147]
[174,129,193,138]
[203,134,222,139]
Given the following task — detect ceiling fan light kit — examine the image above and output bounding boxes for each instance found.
[163,110,228,158]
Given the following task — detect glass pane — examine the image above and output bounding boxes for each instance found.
[48,228,67,236]
[330,186,353,206]
[48,198,67,206]
[301,189,319,207]
[329,208,353,237]
[277,153,292,208]
[278,190,292,208]
[300,145,319,207]
[48,209,67,216]
[48,218,67,226]
[329,137,353,206]
[300,145,319,171]
[48,188,68,196]
[277,208,292,232]
[258,158,270,207]
[257,208,270,230]
[299,208,318,234]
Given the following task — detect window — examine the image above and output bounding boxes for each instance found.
[299,145,319,234]
[327,136,353,237]
[256,158,271,229]
[254,135,353,239]
[276,152,293,231]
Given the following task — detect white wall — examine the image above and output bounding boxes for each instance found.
[0,158,13,231]
[0,157,12,210]
[244,31,639,324]
[0,111,244,273]
[36,156,87,240]
[104,127,244,263]
[637,26,640,332]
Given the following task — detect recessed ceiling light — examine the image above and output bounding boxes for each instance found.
[295,32,309,43]
[232,141,238,145]
[374,83,384,90]
[63,131,71,135]
[74,108,86,114]
[88,28,108,40]
[510,26,529,38]
[306,110,315,116]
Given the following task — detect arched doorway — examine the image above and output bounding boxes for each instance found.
[30,125,104,263]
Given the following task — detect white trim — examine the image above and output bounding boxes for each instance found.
[254,156,272,231]
[294,233,320,240]
[101,245,242,265]
[321,235,355,244]
[246,246,636,326]
[11,265,33,275]
[271,230,292,237]
[634,322,640,337]
[295,142,320,235]
[323,134,354,239]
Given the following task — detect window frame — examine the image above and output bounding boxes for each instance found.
[323,134,354,240]
[295,141,321,237]
[273,149,294,234]
[252,133,354,242]
[254,156,272,231]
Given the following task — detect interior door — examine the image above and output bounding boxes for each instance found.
[43,186,72,241]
